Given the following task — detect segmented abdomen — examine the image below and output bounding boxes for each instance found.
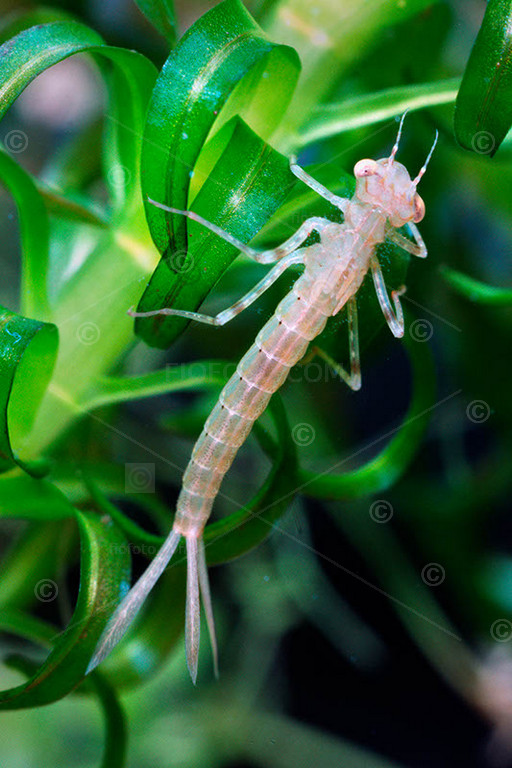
[173,277,329,536]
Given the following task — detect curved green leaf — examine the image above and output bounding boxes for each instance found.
[0,8,74,42]
[38,187,108,229]
[454,0,512,155]
[297,327,435,499]
[81,359,228,410]
[0,149,50,318]
[0,20,157,213]
[295,78,459,151]
[136,0,300,347]
[141,0,299,254]
[0,510,130,709]
[441,265,512,305]
[134,0,176,43]
[0,22,103,114]
[0,609,127,768]
[0,308,58,475]
[84,477,163,550]
[137,116,297,347]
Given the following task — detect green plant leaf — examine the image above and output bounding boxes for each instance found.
[137,116,297,347]
[0,7,74,42]
[0,510,130,709]
[81,359,228,410]
[454,0,512,155]
[136,0,300,347]
[441,265,512,305]
[297,327,435,499]
[0,20,157,214]
[140,0,299,255]
[0,308,58,476]
[0,149,50,318]
[0,606,127,768]
[84,477,163,550]
[294,78,460,151]
[134,0,176,43]
[38,187,108,229]
[0,22,102,115]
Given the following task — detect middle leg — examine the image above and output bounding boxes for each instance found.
[129,251,304,326]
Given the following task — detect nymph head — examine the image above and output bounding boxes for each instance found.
[353,112,437,228]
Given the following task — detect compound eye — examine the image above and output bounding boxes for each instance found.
[413,194,425,223]
[354,159,378,178]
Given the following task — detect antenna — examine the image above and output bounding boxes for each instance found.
[412,130,439,185]
[388,110,409,166]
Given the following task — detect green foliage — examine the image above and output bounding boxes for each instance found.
[1,0,512,765]
[454,0,512,155]
[0,308,57,475]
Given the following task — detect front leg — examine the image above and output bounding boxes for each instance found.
[148,198,327,265]
[371,256,405,338]
[289,157,350,214]
[386,224,427,258]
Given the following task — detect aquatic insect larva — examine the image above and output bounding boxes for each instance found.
[88,114,437,682]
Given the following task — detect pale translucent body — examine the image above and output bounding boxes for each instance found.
[88,116,437,683]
